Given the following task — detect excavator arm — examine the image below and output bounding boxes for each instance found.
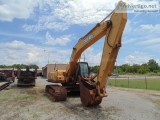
[98,8,127,90]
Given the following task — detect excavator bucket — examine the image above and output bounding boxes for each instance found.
[80,78,102,106]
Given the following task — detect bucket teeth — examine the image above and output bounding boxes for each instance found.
[45,85,67,101]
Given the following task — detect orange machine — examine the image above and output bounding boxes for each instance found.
[46,1,127,106]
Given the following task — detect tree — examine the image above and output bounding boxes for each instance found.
[89,65,99,73]
[29,64,39,69]
[147,59,159,72]
[12,64,27,69]
[132,64,140,73]
[9,64,39,69]
[0,65,7,68]
[138,63,149,74]
[120,64,130,73]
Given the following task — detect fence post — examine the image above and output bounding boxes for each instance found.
[114,77,116,86]
[145,76,147,89]
[128,77,129,88]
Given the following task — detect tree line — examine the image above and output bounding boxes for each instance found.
[0,64,39,69]
[89,59,160,75]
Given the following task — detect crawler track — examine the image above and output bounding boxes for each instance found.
[45,85,67,101]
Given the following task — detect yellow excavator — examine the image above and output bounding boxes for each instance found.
[46,1,127,106]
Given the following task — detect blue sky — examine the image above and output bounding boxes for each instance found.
[0,0,160,68]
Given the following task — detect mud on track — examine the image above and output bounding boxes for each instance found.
[0,77,160,120]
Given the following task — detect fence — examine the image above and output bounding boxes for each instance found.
[108,76,160,91]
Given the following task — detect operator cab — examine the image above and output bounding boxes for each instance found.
[77,62,90,77]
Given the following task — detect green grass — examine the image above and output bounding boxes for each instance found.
[32,112,39,118]
[0,89,14,102]
[108,78,160,91]
[0,89,38,103]
[14,94,37,101]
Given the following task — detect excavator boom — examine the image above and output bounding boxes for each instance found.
[66,20,111,82]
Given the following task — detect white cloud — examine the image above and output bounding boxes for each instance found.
[54,0,115,24]
[123,23,160,46]
[124,51,160,65]
[0,40,71,67]
[123,38,138,45]
[5,40,26,49]
[140,24,160,33]
[0,40,43,65]
[0,0,39,21]
[138,38,160,45]
[80,47,102,66]
[146,43,160,51]
[0,31,42,40]
[23,0,117,32]
[45,31,73,46]
[124,51,152,65]
[27,52,39,61]
[23,21,69,32]
[124,19,132,34]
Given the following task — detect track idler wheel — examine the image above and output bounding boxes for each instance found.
[80,80,102,107]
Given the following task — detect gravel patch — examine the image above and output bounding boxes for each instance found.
[0,77,160,120]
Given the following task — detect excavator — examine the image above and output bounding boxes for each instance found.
[46,1,127,106]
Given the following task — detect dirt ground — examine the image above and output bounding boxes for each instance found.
[0,77,160,120]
